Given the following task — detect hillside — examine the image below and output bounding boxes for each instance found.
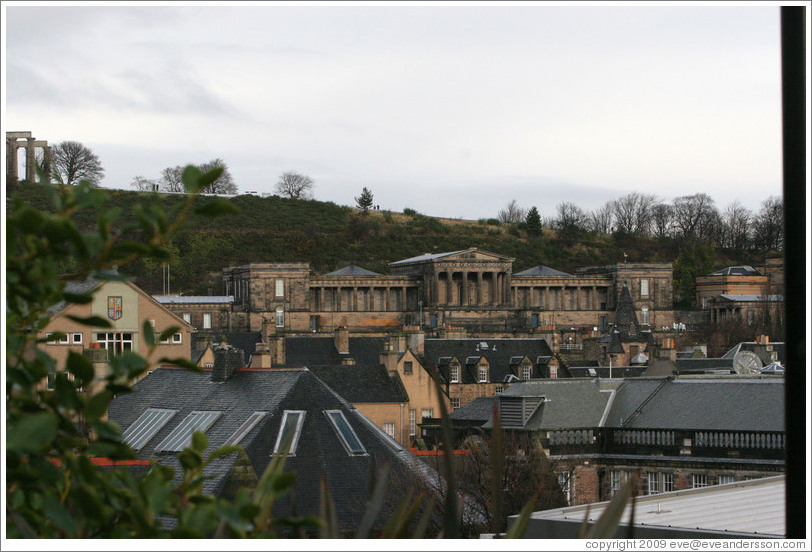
[9,183,762,301]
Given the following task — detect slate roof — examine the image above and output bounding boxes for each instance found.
[388,250,467,266]
[284,335,389,367]
[601,285,652,350]
[514,265,570,276]
[605,377,784,432]
[46,277,102,317]
[567,366,647,379]
[321,265,381,277]
[485,379,615,430]
[448,397,496,423]
[424,338,554,384]
[308,364,408,403]
[154,295,234,304]
[675,357,735,373]
[717,294,783,302]
[108,366,439,533]
[709,265,762,276]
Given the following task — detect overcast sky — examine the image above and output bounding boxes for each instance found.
[3,2,786,220]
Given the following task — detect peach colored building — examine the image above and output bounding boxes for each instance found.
[39,277,193,392]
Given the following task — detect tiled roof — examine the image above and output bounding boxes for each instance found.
[514,265,570,276]
[46,277,102,317]
[153,295,234,304]
[108,366,439,532]
[309,364,408,403]
[449,397,495,423]
[605,377,784,432]
[284,336,388,366]
[489,379,614,429]
[710,265,762,276]
[321,265,381,277]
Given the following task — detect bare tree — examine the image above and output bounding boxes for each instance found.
[650,203,674,238]
[752,196,784,252]
[589,202,615,234]
[672,193,720,241]
[611,192,657,235]
[198,158,238,194]
[159,166,185,193]
[130,175,158,192]
[554,202,588,232]
[49,141,104,186]
[497,199,526,223]
[720,201,752,250]
[275,171,315,199]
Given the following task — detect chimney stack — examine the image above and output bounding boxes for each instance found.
[334,326,349,355]
[212,342,244,381]
[267,334,286,366]
[380,340,398,372]
[251,342,272,368]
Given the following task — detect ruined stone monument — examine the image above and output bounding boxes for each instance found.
[6,131,51,184]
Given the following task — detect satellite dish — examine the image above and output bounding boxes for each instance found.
[733,350,763,375]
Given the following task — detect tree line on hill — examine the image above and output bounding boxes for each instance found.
[500,191,783,253]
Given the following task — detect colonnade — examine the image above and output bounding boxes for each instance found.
[512,285,610,311]
[311,285,416,312]
[429,270,511,307]
[6,131,50,183]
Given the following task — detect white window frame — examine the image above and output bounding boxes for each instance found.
[450,364,460,383]
[662,473,674,492]
[549,365,558,379]
[641,306,650,325]
[172,333,183,344]
[718,474,734,485]
[478,364,488,383]
[421,408,433,420]
[383,422,396,439]
[692,474,708,488]
[610,470,623,497]
[409,409,417,436]
[182,313,191,324]
[522,364,532,380]
[450,398,460,410]
[203,313,212,329]
[96,332,134,355]
[275,307,285,328]
[71,333,83,345]
[647,472,660,495]
[495,385,504,395]
[273,410,306,456]
[275,278,285,298]
[640,279,650,297]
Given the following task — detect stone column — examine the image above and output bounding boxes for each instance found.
[6,138,18,182]
[25,138,36,182]
[462,272,469,306]
[476,271,483,305]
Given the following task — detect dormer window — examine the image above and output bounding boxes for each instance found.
[450,363,460,383]
[522,364,532,380]
[403,361,413,375]
[274,410,306,455]
[478,364,488,383]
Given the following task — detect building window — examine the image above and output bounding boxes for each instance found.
[383,422,396,439]
[325,410,366,454]
[640,279,650,297]
[558,472,572,505]
[478,364,488,383]
[96,332,133,355]
[599,315,607,330]
[172,333,182,344]
[46,332,70,345]
[403,361,413,375]
[409,409,417,436]
[549,365,558,379]
[610,470,623,497]
[692,474,708,488]
[641,307,650,325]
[182,313,191,324]
[203,313,212,329]
[522,364,532,380]
[275,279,285,298]
[495,385,504,394]
[421,408,433,420]
[450,364,460,383]
[662,473,674,492]
[274,410,306,455]
[71,333,83,345]
[647,472,660,495]
[204,362,213,368]
[718,475,734,485]
[450,398,460,410]
[275,307,285,328]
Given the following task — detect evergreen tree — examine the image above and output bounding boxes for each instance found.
[526,206,542,236]
[355,186,374,212]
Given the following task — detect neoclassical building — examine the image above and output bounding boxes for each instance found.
[215,248,674,336]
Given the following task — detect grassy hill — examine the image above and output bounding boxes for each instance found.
[9,182,764,302]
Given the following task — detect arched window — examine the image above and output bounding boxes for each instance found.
[275,307,285,328]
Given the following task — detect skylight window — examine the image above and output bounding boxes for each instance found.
[224,411,267,446]
[122,408,178,451]
[155,411,221,453]
[273,410,306,455]
[325,410,366,455]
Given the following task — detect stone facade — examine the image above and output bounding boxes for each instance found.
[219,248,675,337]
[6,131,51,184]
